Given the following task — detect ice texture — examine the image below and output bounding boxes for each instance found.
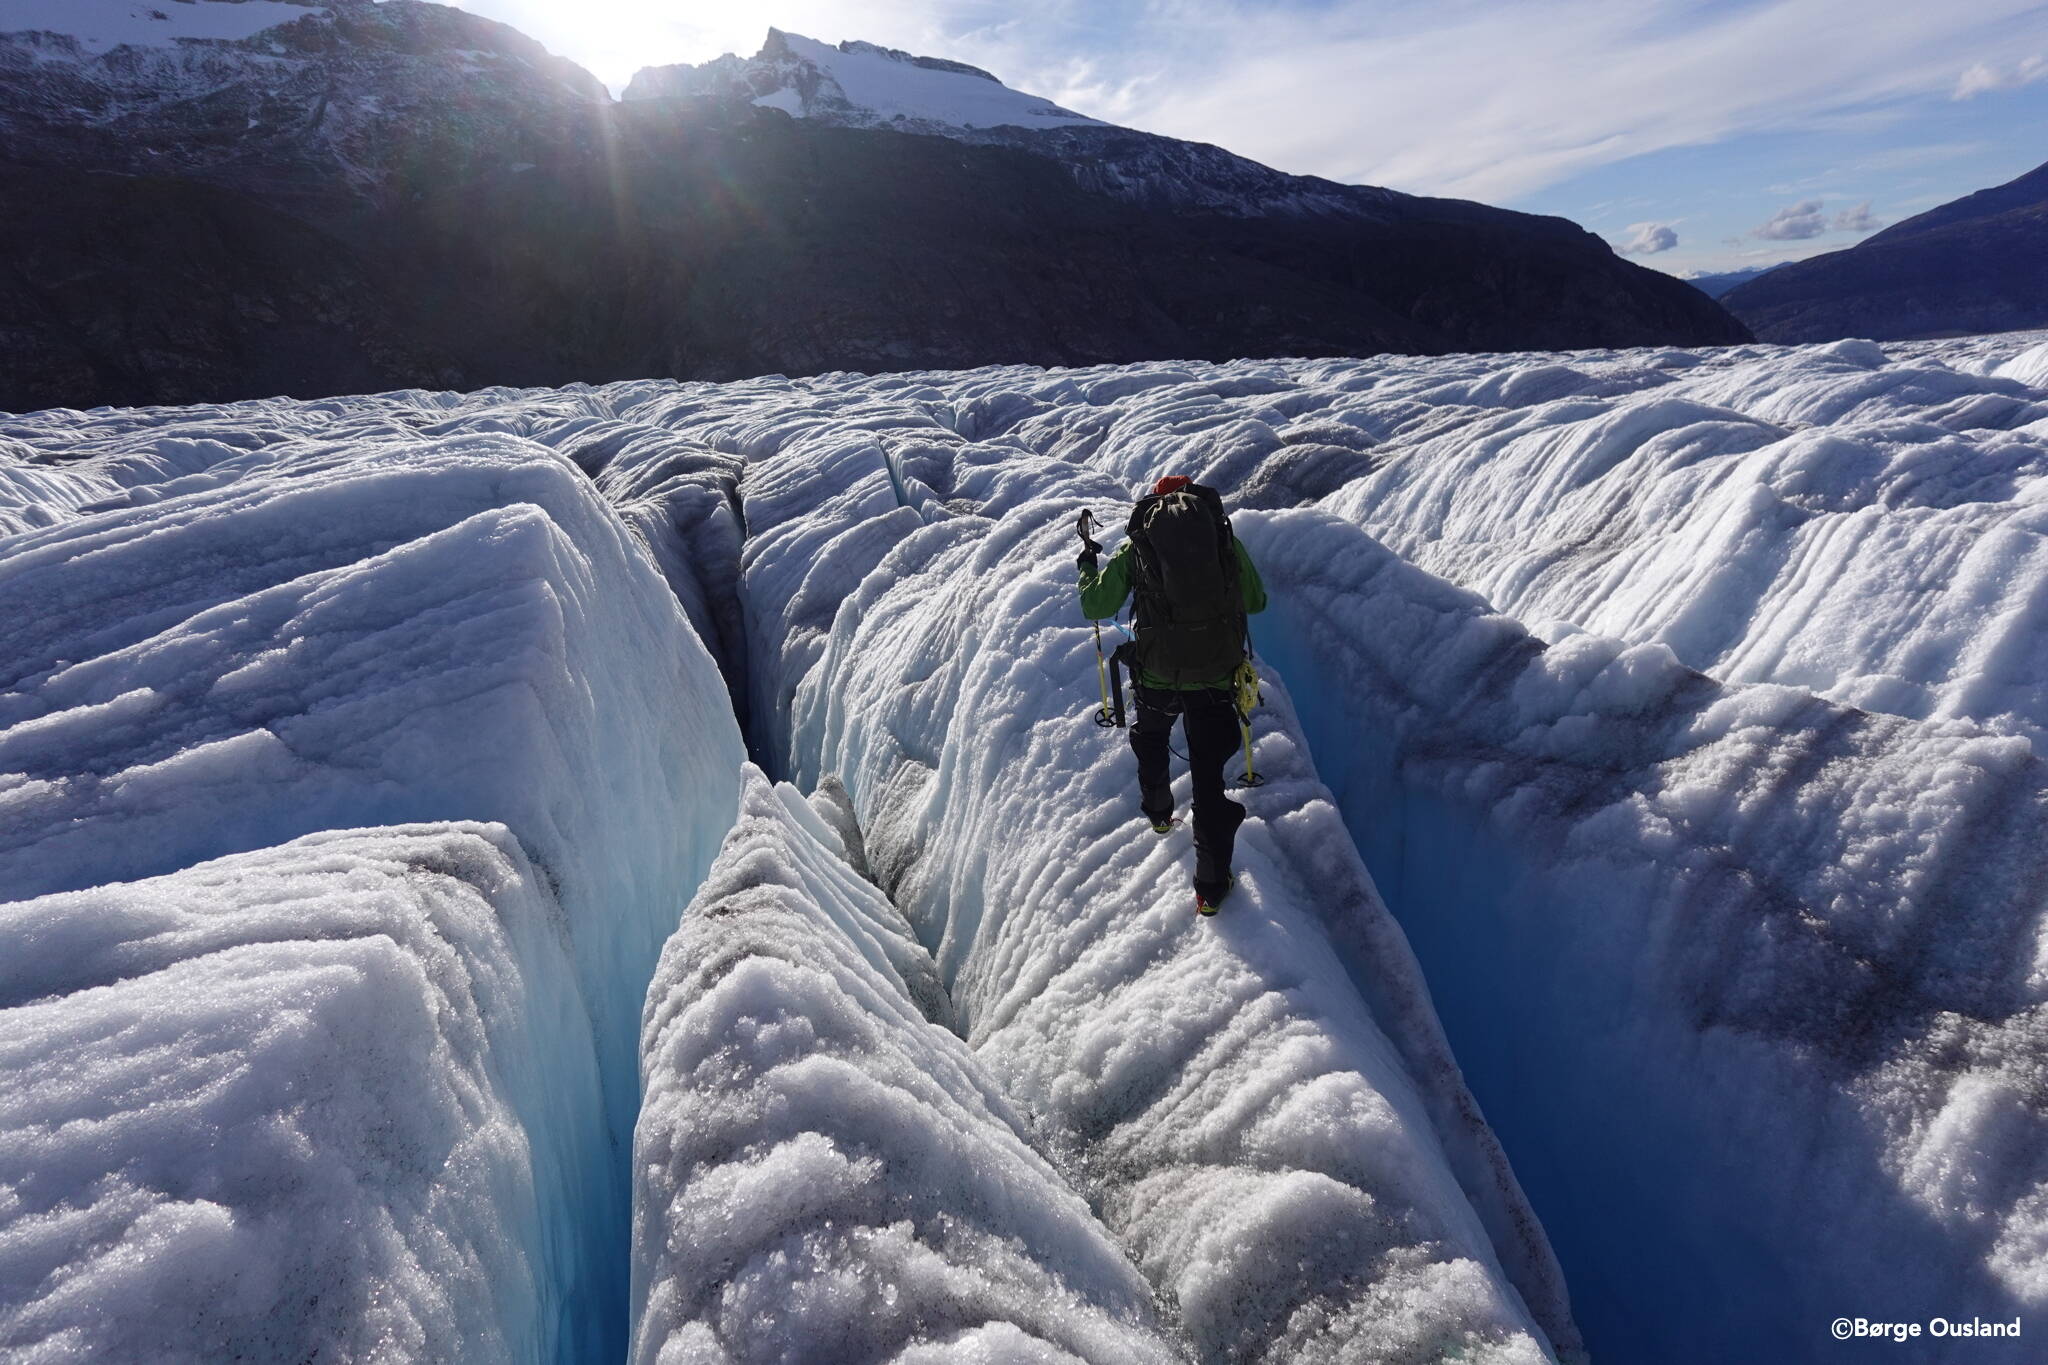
[1310,341,2048,748]
[1244,508,2048,1360]
[4,328,2047,1364]
[630,767,1180,1364]
[586,330,2045,1363]
[0,824,607,1362]
[0,413,748,1359]
[721,414,1572,1363]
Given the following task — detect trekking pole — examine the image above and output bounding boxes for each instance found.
[1079,511,1116,729]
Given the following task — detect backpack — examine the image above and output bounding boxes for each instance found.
[1125,484,1246,684]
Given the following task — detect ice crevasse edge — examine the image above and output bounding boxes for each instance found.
[0,429,748,1360]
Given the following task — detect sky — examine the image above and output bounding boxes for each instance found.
[449,0,2048,275]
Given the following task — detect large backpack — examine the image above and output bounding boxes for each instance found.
[1125,483,1246,684]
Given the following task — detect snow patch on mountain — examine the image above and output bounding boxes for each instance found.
[0,0,324,52]
[624,28,1100,136]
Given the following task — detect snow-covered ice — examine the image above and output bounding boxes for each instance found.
[0,824,608,1362]
[0,434,745,1123]
[3,329,2046,1363]
[0,413,747,1360]
[1306,339,2048,750]
[720,410,1573,1363]
[631,767,1180,1364]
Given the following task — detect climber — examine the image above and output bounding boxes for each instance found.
[1077,475,1266,915]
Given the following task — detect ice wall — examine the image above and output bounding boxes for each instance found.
[631,767,1182,1363]
[0,824,608,1363]
[0,419,750,1359]
[1241,506,2048,1362]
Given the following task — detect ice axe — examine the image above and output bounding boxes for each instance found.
[1078,510,1118,729]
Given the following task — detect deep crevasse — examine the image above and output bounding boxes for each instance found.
[717,415,1577,1363]
[1240,507,2048,1361]
[0,424,747,1361]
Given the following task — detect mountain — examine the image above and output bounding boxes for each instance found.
[1723,161,2048,342]
[0,4,1748,412]
[1682,264,1779,299]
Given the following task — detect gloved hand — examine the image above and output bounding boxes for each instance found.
[1075,509,1101,573]
[1077,547,1099,573]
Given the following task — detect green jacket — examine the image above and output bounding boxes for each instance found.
[1078,539,1268,690]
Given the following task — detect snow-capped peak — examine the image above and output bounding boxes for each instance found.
[623,28,1102,136]
[0,0,326,52]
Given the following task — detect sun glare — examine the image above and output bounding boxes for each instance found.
[466,0,942,92]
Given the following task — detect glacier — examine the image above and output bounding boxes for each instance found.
[2,328,2046,1363]
[717,405,1573,1362]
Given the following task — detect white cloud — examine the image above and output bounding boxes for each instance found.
[448,0,2048,204]
[1748,196,1884,240]
[1753,199,1831,240]
[1089,0,2048,200]
[1617,221,1679,255]
[1954,54,2047,98]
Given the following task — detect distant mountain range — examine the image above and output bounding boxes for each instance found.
[1682,266,1779,300]
[0,3,1747,412]
[1723,161,2048,342]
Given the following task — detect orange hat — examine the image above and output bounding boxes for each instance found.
[1153,475,1192,496]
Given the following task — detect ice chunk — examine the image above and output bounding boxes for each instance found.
[630,767,1178,1364]
[0,433,748,1356]
[0,824,611,1362]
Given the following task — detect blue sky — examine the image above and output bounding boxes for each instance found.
[452,0,2048,275]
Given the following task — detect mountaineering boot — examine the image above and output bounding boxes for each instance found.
[1151,816,1182,834]
[1195,875,1235,917]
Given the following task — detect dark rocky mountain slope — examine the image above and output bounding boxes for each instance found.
[0,4,1748,412]
[1723,161,2048,343]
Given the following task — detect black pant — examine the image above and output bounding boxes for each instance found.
[1131,684,1245,900]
